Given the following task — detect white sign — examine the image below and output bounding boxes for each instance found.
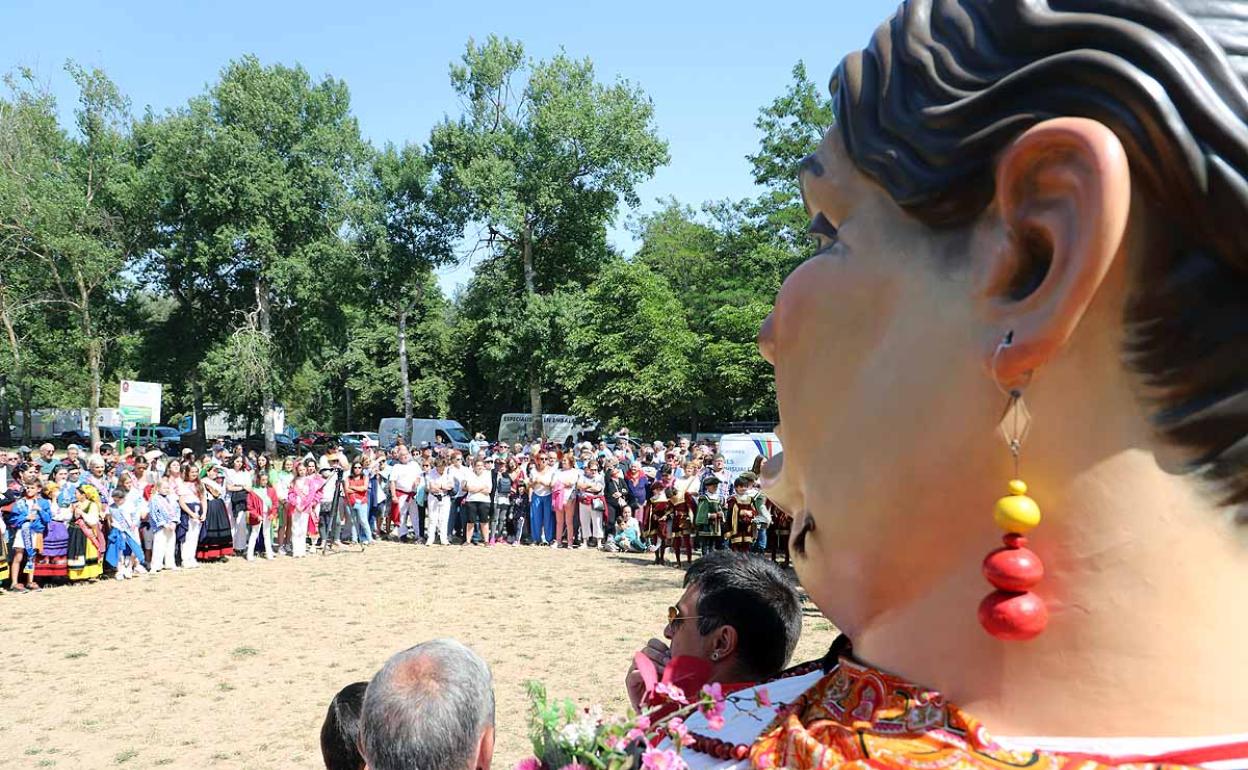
[719,433,782,477]
[119,380,162,425]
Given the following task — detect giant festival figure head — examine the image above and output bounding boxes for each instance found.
[759,0,1248,738]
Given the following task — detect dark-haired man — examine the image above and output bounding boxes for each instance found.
[624,551,803,711]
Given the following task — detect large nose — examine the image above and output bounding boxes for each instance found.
[757,311,777,366]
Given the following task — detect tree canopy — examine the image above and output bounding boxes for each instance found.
[0,51,830,444]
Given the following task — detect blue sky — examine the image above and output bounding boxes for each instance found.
[1,0,895,294]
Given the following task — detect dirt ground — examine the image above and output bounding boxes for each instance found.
[0,542,834,770]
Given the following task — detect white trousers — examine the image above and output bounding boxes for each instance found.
[290,510,309,557]
[396,494,420,538]
[579,505,604,541]
[181,518,202,567]
[232,509,249,553]
[425,495,451,545]
[151,526,177,571]
[247,517,274,559]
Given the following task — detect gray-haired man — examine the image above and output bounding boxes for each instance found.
[360,639,495,770]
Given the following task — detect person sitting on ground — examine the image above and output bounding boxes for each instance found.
[624,550,802,712]
[320,681,368,770]
[359,638,495,770]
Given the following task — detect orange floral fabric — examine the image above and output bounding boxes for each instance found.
[750,659,1206,770]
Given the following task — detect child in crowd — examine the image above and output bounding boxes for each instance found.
[694,476,724,555]
[147,478,179,573]
[647,467,674,565]
[727,476,758,553]
[105,486,146,579]
[610,507,646,553]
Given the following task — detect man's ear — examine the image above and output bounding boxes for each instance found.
[977,117,1131,384]
[476,725,496,770]
[713,625,738,662]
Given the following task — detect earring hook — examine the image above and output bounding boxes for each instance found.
[993,331,1033,477]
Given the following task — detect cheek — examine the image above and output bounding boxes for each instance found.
[771,246,899,488]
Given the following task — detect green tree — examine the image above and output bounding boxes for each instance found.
[432,36,669,437]
[138,56,369,453]
[558,259,698,435]
[0,63,142,448]
[355,142,465,442]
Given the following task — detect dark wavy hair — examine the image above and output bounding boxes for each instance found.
[833,0,1248,506]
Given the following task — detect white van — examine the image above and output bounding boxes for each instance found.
[718,433,782,477]
[497,413,597,445]
[377,418,471,451]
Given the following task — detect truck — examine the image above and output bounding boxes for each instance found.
[377,417,471,451]
[497,413,598,446]
[176,406,286,440]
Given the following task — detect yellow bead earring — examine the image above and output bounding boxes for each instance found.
[978,332,1049,641]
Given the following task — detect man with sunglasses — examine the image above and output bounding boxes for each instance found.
[624,551,802,712]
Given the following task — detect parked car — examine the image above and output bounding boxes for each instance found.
[126,425,183,453]
[338,431,379,451]
[53,430,90,448]
[240,432,298,455]
[296,431,335,448]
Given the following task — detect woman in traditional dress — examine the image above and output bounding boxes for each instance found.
[33,474,71,582]
[8,482,51,591]
[176,463,204,569]
[271,457,295,556]
[66,483,105,583]
[196,463,233,561]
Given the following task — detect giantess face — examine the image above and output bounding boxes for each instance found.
[758,126,998,634]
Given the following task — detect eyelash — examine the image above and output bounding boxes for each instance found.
[807,212,839,253]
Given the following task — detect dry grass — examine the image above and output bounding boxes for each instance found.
[0,541,831,769]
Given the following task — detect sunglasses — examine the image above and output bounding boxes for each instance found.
[667,605,701,628]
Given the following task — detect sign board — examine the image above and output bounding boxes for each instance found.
[497,413,596,444]
[719,433,782,477]
[119,380,162,425]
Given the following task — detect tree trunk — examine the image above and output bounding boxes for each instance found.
[20,382,33,445]
[192,379,207,454]
[257,276,276,456]
[344,382,353,432]
[521,226,543,439]
[0,373,10,447]
[87,336,101,451]
[398,301,412,446]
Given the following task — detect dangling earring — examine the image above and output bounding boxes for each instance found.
[978,332,1049,641]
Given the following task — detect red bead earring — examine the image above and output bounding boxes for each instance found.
[978,334,1049,641]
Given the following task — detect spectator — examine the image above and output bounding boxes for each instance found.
[36,443,59,478]
[463,458,492,546]
[360,639,495,770]
[320,681,368,770]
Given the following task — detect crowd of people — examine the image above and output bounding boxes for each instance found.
[0,431,790,591]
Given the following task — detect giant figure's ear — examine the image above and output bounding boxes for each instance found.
[978,117,1131,384]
